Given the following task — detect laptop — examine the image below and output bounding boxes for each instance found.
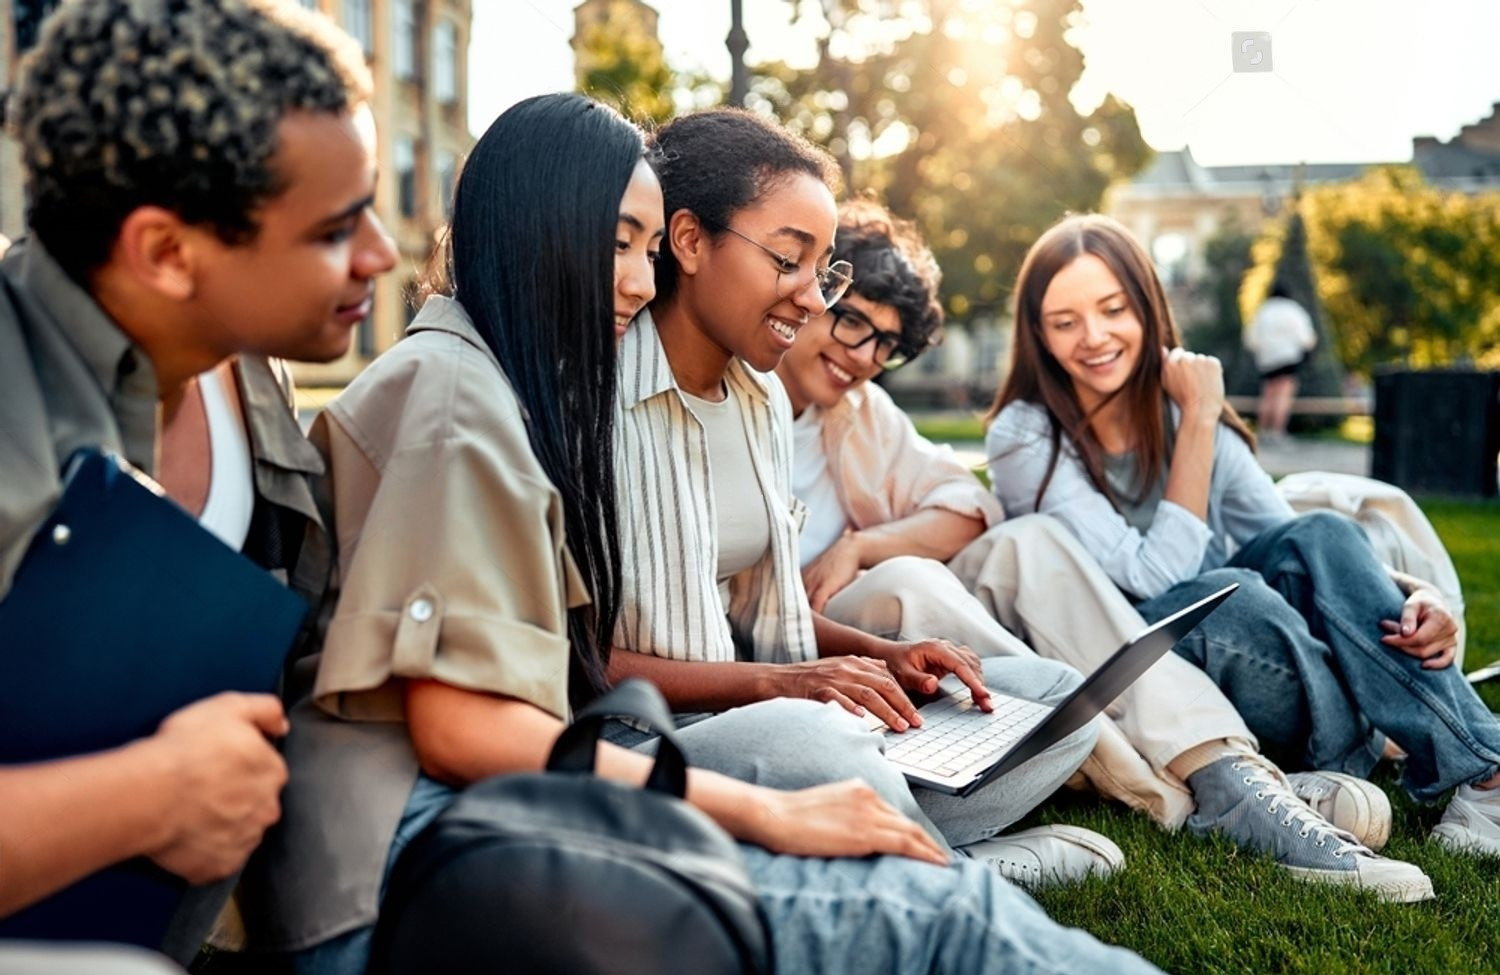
[878,583,1238,797]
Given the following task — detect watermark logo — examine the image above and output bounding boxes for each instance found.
[1232,31,1273,73]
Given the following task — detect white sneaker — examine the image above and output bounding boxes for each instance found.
[1287,770,1393,851]
[963,824,1124,889]
[1432,784,1500,856]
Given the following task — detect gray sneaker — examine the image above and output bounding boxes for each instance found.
[1187,755,1433,903]
[1287,770,1393,851]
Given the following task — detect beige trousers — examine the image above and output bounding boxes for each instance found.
[823,514,1257,829]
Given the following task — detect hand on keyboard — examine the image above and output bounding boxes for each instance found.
[775,655,922,732]
[869,638,993,715]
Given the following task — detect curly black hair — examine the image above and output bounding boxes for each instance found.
[648,107,840,303]
[11,0,371,283]
[834,198,945,358]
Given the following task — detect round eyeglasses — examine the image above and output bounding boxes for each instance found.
[706,220,854,307]
[829,305,913,370]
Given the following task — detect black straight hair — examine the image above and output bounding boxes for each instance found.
[441,92,641,709]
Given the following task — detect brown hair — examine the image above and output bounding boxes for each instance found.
[985,213,1254,510]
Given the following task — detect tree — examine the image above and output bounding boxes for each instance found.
[574,0,677,125]
[1265,208,1344,398]
[1184,210,1258,397]
[751,0,1152,320]
[1250,167,1500,376]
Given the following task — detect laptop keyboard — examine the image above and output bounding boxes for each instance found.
[883,690,1052,781]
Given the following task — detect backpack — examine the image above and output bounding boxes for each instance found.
[368,679,774,974]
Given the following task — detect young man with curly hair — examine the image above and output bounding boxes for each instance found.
[0,0,397,966]
[774,200,1429,900]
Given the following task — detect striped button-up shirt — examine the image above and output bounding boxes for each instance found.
[614,310,817,664]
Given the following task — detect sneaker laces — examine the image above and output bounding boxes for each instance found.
[1232,759,1368,859]
[980,853,1042,885]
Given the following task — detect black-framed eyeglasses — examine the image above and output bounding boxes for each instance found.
[829,304,913,370]
[705,219,854,307]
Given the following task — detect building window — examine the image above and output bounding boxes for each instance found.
[395,136,418,218]
[433,19,459,104]
[393,0,417,80]
[342,0,373,53]
[436,150,458,219]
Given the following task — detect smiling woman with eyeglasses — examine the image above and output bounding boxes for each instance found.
[601,109,1140,918]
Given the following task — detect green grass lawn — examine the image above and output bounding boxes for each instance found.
[1016,499,1500,975]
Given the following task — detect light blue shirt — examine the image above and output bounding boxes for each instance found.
[986,400,1295,601]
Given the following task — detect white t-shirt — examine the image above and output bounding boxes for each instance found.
[682,389,772,602]
[196,367,255,550]
[791,408,850,565]
[1246,296,1316,372]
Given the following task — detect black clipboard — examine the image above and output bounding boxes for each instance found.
[0,448,308,946]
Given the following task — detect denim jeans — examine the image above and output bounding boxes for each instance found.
[1139,511,1500,801]
[610,657,1098,849]
[292,686,1129,975]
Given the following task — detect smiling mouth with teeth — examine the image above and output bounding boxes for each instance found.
[1082,350,1122,366]
[824,357,853,384]
[767,318,798,341]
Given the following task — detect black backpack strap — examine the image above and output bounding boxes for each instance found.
[546,679,688,798]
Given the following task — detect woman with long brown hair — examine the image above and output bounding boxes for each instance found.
[987,212,1500,890]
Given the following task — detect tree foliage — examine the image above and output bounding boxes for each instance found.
[1183,210,1258,396]
[1250,167,1500,376]
[575,0,677,124]
[749,0,1152,320]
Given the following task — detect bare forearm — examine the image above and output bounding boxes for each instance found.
[850,510,986,566]
[605,650,779,712]
[812,612,893,660]
[404,681,774,841]
[0,744,174,917]
[1163,413,1218,522]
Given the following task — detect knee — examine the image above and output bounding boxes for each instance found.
[861,555,959,593]
[727,698,866,745]
[689,699,892,788]
[1280,510,1366,554]
[980,655,1082,704]
[994,513,1079,555]
[1210,568,1293,618]
[745,699,887,766]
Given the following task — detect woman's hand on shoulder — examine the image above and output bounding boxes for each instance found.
[741,780,948,866]
[1160,346,1225,424]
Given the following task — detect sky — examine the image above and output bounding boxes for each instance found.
[471,0,1500,167]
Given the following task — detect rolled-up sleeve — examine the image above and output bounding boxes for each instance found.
[874,388,1003,527]
[310,346,583,724]
[987,403,1213,601]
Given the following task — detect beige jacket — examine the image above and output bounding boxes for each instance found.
[246,296,588,950]
[812,381,1005,531]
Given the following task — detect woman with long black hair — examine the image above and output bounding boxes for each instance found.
[251,96,1159,975]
